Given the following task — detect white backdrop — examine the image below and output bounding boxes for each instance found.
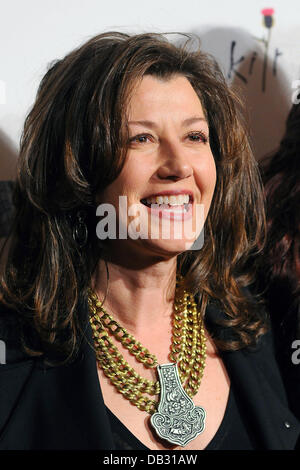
[0,0,299,179]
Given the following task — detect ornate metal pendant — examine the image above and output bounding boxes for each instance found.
[150,363,206,447]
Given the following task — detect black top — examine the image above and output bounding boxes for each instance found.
[252,276,300,422]
[0,300,300,450]
[106,383,256,450]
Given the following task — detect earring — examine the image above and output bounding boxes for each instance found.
[95,258,110,308]
[72,210,88,248]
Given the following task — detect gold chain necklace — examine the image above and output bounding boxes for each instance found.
[88,275,207,447]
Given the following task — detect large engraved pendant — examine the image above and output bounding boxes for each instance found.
[150,363,206,447]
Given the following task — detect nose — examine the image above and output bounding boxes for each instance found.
[156,142,193,181]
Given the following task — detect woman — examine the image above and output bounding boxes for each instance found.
[257,103,300,421]
[0,32,299,450]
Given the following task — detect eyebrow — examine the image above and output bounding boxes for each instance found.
[128,116,208,129]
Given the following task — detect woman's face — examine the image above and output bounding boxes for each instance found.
[97,74,216,260]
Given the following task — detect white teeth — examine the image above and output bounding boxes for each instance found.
[145,194,190,206]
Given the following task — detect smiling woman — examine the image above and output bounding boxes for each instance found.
[0,32,299,451]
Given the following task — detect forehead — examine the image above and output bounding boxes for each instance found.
[127,75,205,119]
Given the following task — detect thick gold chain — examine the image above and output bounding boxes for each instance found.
[88,275,206,414]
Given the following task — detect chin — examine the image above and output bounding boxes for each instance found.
[142,237,199,257]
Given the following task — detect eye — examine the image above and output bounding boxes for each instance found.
[187,131,208,143]
[129,133,152,144]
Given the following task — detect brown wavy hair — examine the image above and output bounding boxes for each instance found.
[0,32,267,363]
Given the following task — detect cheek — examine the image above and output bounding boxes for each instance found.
[96,179,125,207]
[118,165,145,196]
[194,156,217,198]
[106,161,149,202]
[96,156,148,205]
[121,156,153,191]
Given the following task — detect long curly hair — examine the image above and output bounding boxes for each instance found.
[0,32,267,364]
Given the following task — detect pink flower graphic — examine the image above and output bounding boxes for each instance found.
[261,7,275,28]
[261,8,275,16]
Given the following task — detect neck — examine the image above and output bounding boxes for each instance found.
[92,254,178,334]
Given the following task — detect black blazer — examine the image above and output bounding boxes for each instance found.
[0,301,299,450]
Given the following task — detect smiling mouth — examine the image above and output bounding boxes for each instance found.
[140,194,192,212]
